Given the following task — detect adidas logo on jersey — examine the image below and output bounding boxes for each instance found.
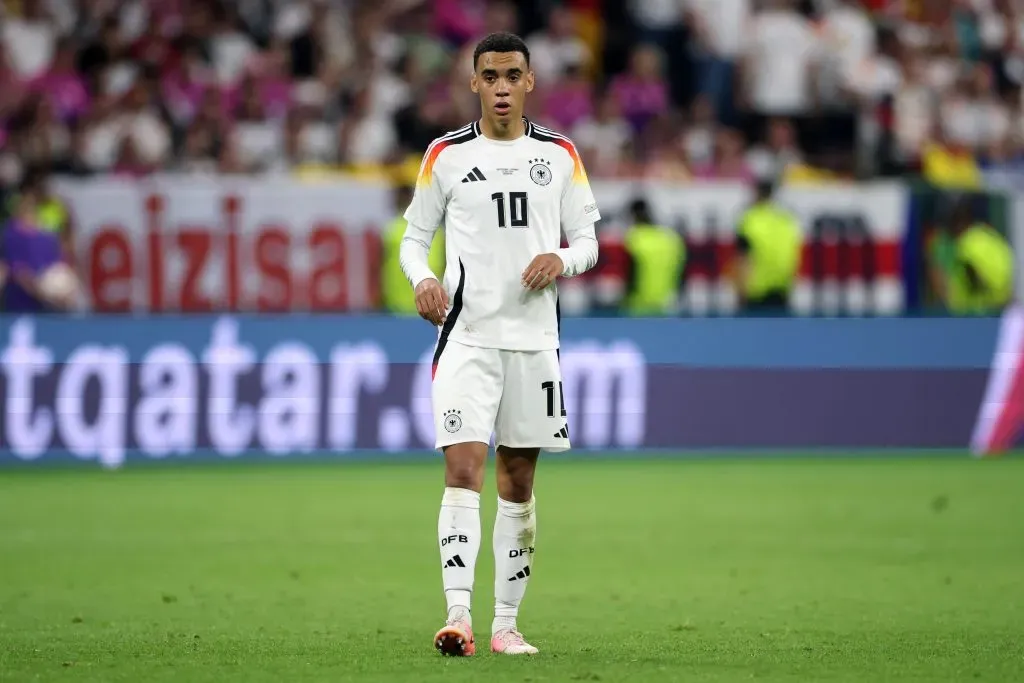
[553,424,569,439]
[460,167,487,183]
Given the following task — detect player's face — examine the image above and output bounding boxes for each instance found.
[471,51,534,125]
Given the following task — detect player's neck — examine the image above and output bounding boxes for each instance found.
[479,115,525,141]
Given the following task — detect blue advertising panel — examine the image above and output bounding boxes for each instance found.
[0,315,998,466]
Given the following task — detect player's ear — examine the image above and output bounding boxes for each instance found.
[525,69,535,94]
[470,72,479,94]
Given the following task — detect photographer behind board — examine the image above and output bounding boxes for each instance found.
[620,198,686,316]
[731,179,802,314]
[940,196,1013,316]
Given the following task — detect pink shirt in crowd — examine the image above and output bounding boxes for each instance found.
[433,0,486,45]
[220,79,293,121]
[162,72,207,123]
[540,80,593,131]
[610,76,667,132]
[257,79,293,119]
[32,72,90,122]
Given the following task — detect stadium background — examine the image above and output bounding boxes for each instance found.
[1,2,1023,682]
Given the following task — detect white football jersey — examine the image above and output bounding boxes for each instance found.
[401,118,601,351]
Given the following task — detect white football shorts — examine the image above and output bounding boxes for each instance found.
[432,339,571,452]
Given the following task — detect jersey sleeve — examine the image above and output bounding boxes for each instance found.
[556,141,601,278]
[403,140,449,231]
[559,141,601,233]
[401,140,450,288]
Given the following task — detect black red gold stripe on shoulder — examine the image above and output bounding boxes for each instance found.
[528,123,587,183]
[417,124,480,186]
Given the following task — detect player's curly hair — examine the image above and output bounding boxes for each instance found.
[473,32,530,69]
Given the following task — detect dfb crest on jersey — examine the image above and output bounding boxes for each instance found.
[443,409,463,433]
[529,158,552,186]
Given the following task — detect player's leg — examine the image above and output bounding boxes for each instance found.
[431,341,503,656]
[433,442,487,656]
[489,348,568,655]
[491,445,539,655]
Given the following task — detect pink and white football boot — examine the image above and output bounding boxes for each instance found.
[433,610,475,656]
[490,629,539,655]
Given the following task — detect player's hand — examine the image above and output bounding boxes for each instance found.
[522,253,564,291]
[414,278,449,326]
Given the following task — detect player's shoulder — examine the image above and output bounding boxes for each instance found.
[525,119,582,165]
[424,122,482,162]
[526,119,580,150]
[417,122,482,184]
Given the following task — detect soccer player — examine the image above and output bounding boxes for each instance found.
[399,32,601,656]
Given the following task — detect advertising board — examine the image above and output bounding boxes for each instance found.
[0,315,995,467]
[55,176,907,315]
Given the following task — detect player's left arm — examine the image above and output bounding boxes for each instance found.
[522,142,600,291]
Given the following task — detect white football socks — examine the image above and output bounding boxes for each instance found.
[438,487,481,624]
[492,495,537,634]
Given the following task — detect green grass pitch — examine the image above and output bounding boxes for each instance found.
[1,454,1023,682]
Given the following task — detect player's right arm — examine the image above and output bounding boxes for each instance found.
[400,139,450,326]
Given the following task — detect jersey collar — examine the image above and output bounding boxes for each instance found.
[475,117,534,142]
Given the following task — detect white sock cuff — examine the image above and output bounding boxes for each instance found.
[442,487,481,508]
[497,495,535,518]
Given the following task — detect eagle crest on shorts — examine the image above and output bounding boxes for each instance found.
[444,409,463,433]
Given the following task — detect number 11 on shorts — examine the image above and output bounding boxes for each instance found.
[541,381,566,418]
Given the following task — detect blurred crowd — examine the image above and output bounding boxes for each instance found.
[0,0,1019,317]
[0,0,1022,189]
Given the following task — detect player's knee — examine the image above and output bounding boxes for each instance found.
[495,447,538,503]
[443,443,487,491]
[498,476,534,503]
[445,462,484,491]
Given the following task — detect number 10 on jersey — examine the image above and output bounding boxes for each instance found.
[492,192,529,229]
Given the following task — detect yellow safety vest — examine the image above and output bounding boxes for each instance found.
[381,216,445,315]
[948,223,1013,315]
[737,203,802,299]
[623,223,686,315]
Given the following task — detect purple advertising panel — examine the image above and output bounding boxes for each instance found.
[0,316,998,466]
